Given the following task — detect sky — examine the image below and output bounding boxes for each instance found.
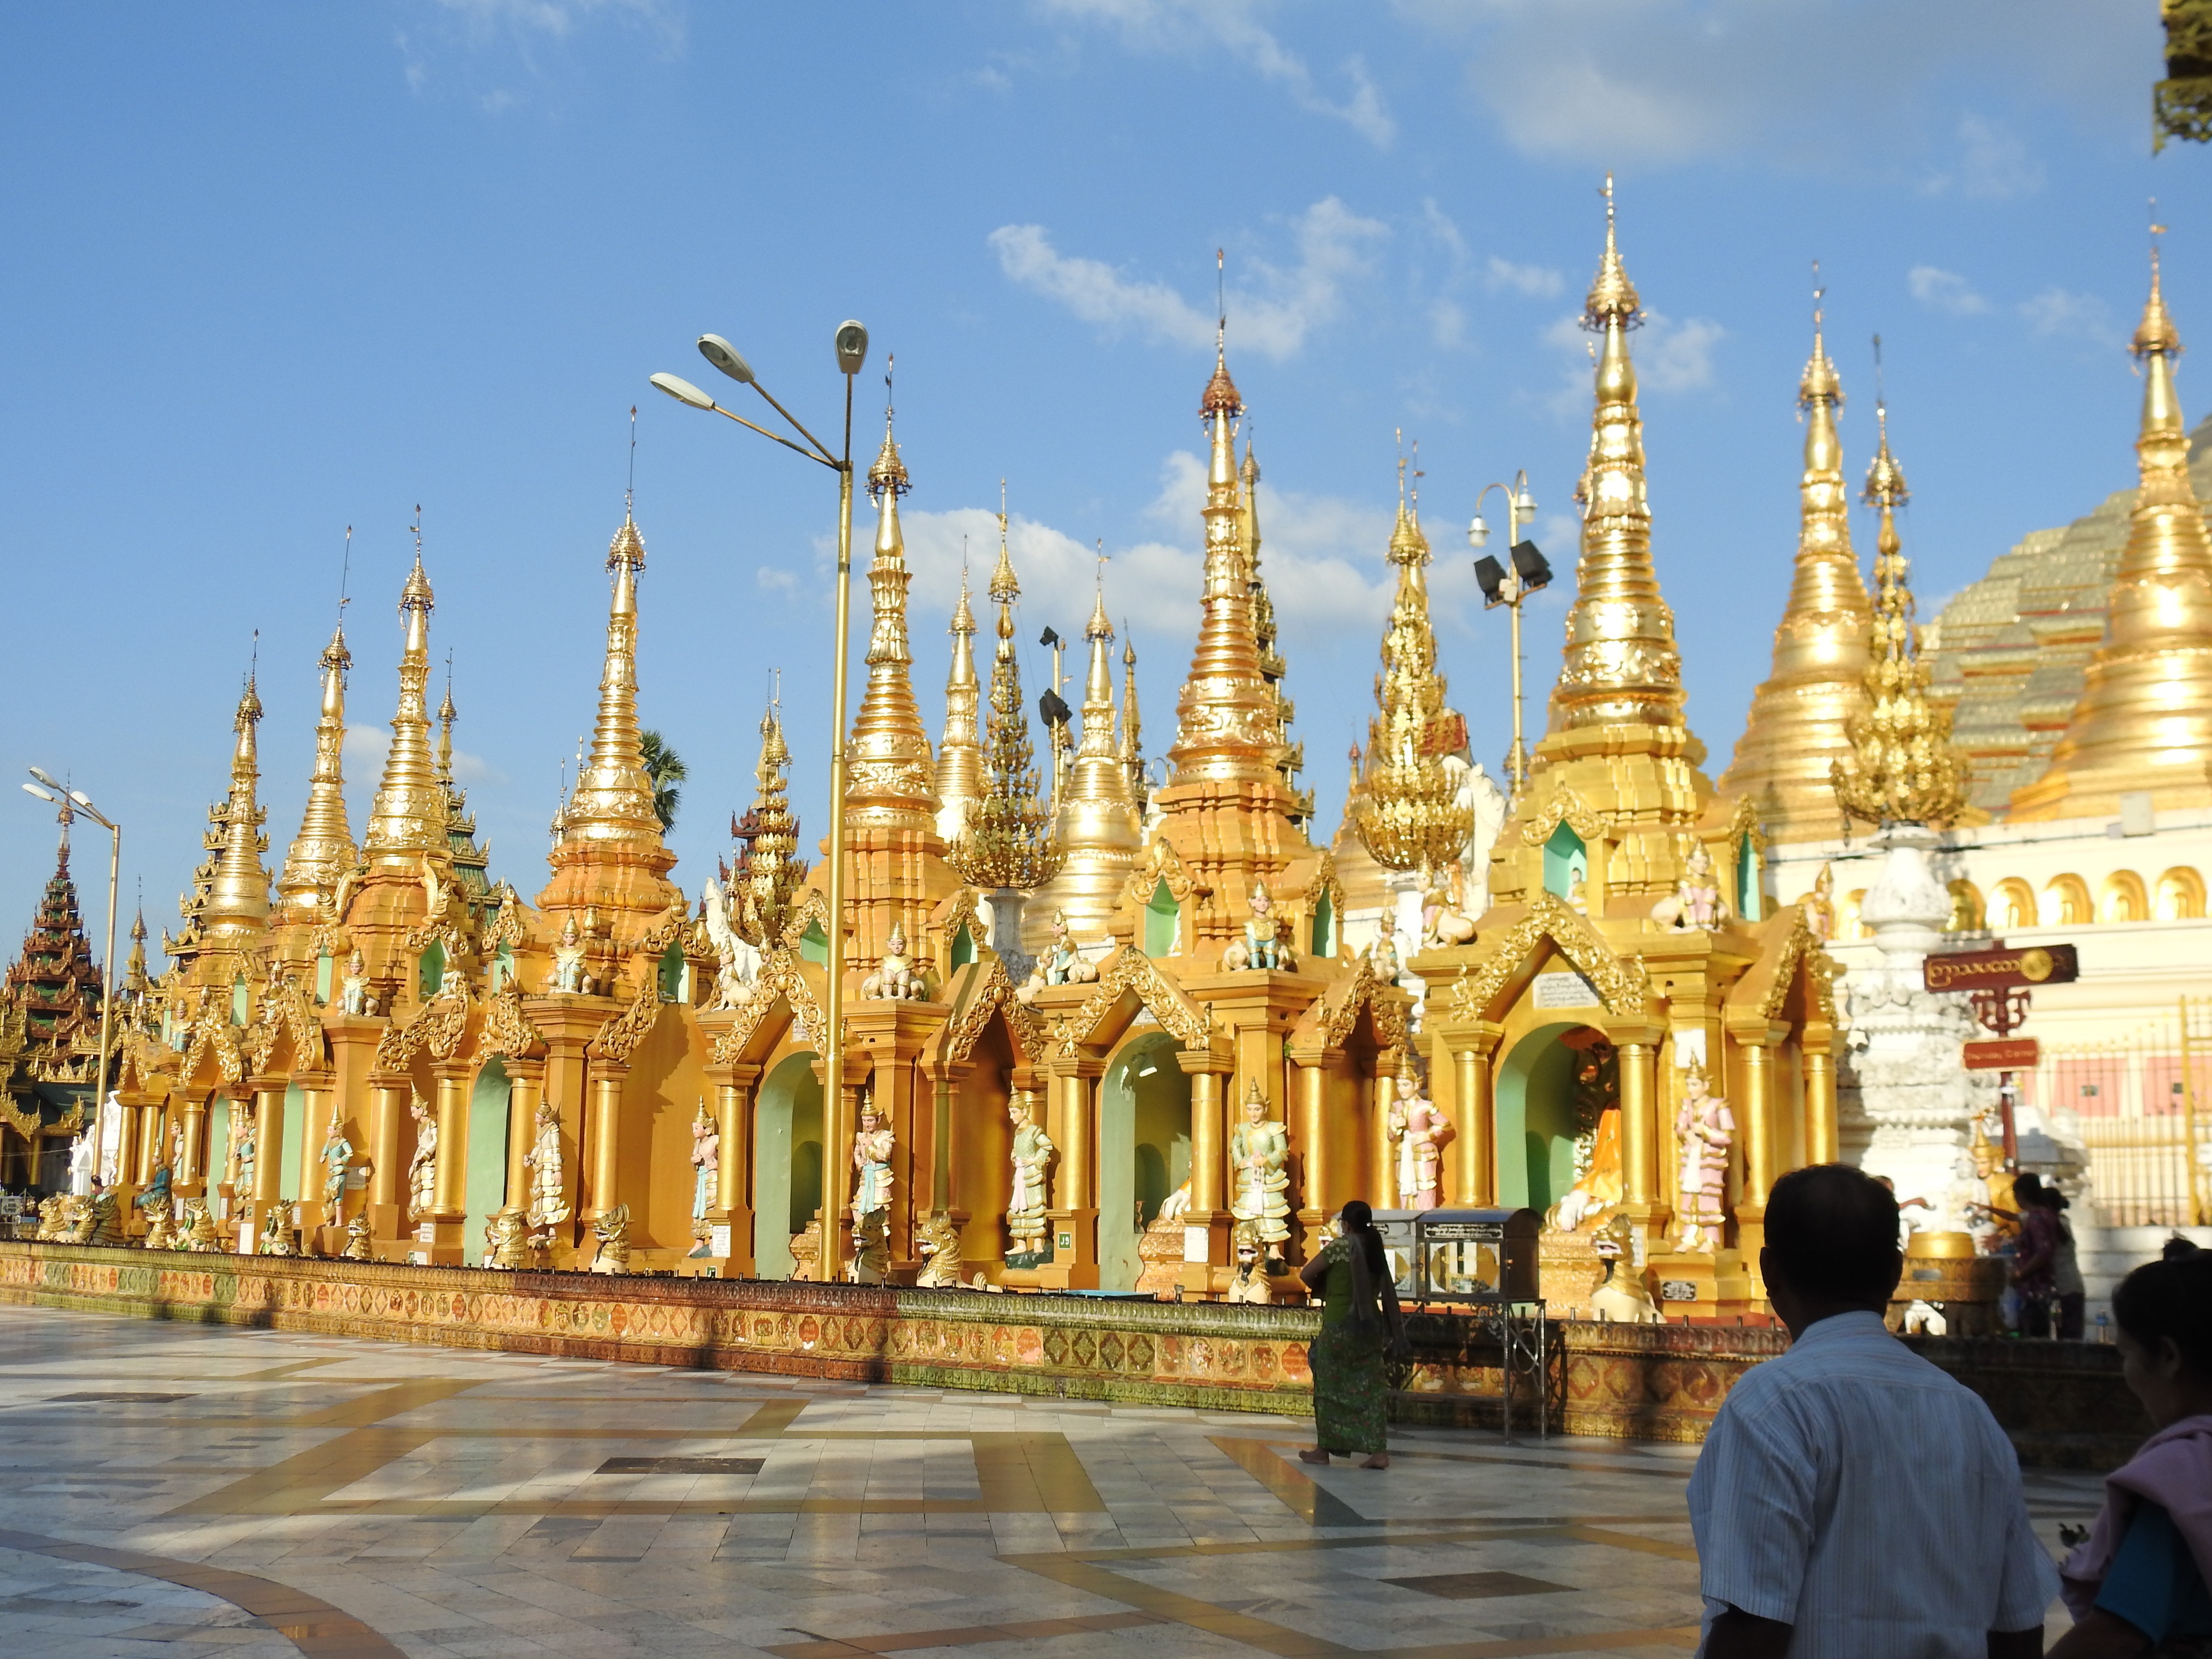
[0,0,2186,974]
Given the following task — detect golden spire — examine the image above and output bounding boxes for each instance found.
[1832,398,1967,829]
[734,702,805,947]
[1357,445,1472,874]
[1718,281,1874,837]
[2010,232,2212,820]
[1551,173,1685,738]
[948,490,1061,890]
[124,905,149,999]
[276,618,359,916]
[200,671,271,935]
[846,394,938,830]
[1027,573,1142,945]
[935,563,985,842]
[1118,630,1145,811]
[362,537,448,866]
[558,516,663,848]
[1242,434,1311,829]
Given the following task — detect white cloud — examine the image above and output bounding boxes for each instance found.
[1908,265,1989,316]
[397,0,681,105]
[988,197,1387,360]
[1486,256,1563,298]
[1411,0,2145,172]
[757,567,799,594]
[1036,0,1395,146]
[425,0,678,40]
[1924,114,2044,200]
[2019,287,2122,347]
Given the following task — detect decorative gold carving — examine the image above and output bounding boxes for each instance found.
[480,986,545,1059]
[941,954,1048,1065]
[709,949,826,1066]
[1065,945,1214,1052]
[1518,780,1606,847]
[588,975,661,1064]
[485,884,528,949]
[180,1006,245,1088]
[1300,957,1411,1056]
[373,980,470,1072]
[1442,891,1649,1023]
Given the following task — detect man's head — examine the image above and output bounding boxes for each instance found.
[1761,1164,1902,1334]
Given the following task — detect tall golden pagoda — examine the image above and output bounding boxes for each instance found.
[733,703,805,949]
[934,569,985,846]
[1493,176,1708,906]
[1242,439,1312,832]
[947,499,1061,891]
[175,674,271,995]
[1025,581,1143,948]
[275,621,357,926]
[536,515,682,931]
[1356,457,1473,876]
[1718,296,1872,840]
[842,403,955,968]
[433,676,492,912]
[1152,332,1302,942]
[2009,243,2212,820]
[1832,402,1967,829]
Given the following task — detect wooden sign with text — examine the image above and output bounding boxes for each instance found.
[1923,943,2079,994]
[1964,1038,2041,1071]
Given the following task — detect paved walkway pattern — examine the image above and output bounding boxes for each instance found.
[0,1305,2102,1658]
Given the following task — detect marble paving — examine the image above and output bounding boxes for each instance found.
[0,1305,2103,1658]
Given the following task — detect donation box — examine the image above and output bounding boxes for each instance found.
[1370,1208,1541,1306]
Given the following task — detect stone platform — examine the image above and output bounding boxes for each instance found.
[0,1243,2145,1467]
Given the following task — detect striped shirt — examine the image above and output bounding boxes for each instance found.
[1686,1310,2057,1657]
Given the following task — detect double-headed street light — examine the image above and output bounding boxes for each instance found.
[22,768,120,1155]
[1468,472,1551,793]
[653,320,867,1285]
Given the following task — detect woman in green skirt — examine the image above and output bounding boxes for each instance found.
[1298,1200,1405,1469]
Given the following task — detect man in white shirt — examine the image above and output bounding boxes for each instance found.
[1687,1164,2057,1658]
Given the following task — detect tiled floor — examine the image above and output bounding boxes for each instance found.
[0,1304,2104,1658]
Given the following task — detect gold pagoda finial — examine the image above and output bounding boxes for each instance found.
[200,658,271,934]
[936,555,985,840]
[1118,628,1145,810]
[436,657,457,784]
[1717,266,1874,838]
[1583,171,1642,328]
[1026,564,1141,945]
[276,600,359,916]
[949,489,1062,890]
[733,700,805,947]
[1358,443,1471,876]
[847,365,937,831]
[1832,379,1967,830]
[557,513,662,849]
[2010,228,2212,820]
[363,517,447,866]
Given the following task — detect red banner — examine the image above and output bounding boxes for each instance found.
[1964,1038,2041,1071]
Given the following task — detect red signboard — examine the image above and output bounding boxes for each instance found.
[1964,1038,2041,1071]
[1923,944,2080,994]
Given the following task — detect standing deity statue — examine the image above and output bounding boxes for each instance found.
[320,1117,354,1215]
[68,1130,96,1198]
[1223,881,1296,973]
[525,1098,569,1227]
[1672,1065,1735,1252]
[1006,1095,1056,1260]
[1385,1061,1455,1211]
[339,948,373,1016]
[1227,1082,1291,1259]
[689,1099,719,1227]
[1796,863,1837,942]
[852,1096,894,1220]
[551,914,588,994]
[229,1114,257,1197]
[406,1094,438,1223]
[861,924,928,1000]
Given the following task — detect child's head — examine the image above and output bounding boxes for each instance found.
[2112,1252,2212,1428]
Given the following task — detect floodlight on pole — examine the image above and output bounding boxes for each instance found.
[1470,469,1543,793]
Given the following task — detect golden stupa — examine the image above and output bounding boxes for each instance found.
[1717,297,1872,840]
[2008,243,2212,820]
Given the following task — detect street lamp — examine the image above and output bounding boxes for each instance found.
[23,769,120,1159]
[1468,472,1551,793]
[653,319,867,1284]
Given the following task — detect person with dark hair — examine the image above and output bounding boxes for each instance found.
[2034,1184,2087,1341]
[2163,1235,2200,1263]
[2015,1173,2063,1338]
[2051,1250,2212,1656]
[1688,1164,2056,1658]
[1296,1200,1404,1470]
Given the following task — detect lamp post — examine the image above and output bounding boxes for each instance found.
[652,320,868,1284]
[23,769,120,1160]
[1468,473,1550,793]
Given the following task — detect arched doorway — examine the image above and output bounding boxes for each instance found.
[462,1059,511,1264]
[1096,1031,1191,1291]
[1495,1022,1613,1212]
[753,1051,822,1278]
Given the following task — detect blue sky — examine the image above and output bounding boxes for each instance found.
[0,0,2180,970]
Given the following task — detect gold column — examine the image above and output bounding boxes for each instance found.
[296,1082,332,1223]
[1620,1040,1657,1210]
[1057,1070,1093,1213]
[587,1067,625,1220]
[178,1096,206,1195]
[252,1085,285,1204]
[1456,1042,1496,1207]
[1740,1042,1774,1209]
[135,1103,161,1185]
[368,1080,406,1209]
[1371,1064,1396,1210]
[433,1066,469,1217]
[1296,1062,1328,1225]
[716,1079,746,1216]
[930,1072,957,1213]
[1804,1044,1837,1165]
[505,1063,543,1215]
[1190,1070,1223,1212]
